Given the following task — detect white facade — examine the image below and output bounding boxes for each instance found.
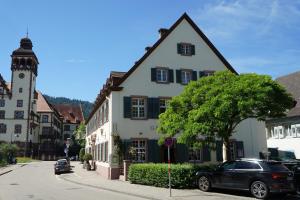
[0,37,40,156]
[266,122,300,159]
[86,14,267,179]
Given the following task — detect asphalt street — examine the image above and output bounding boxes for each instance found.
[0,162,299,200]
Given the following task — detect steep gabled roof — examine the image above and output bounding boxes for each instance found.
[54,104,84,124]
[0,74,12,95]
[86,13,237,123]
[37,91,53,112]
[117,13,237,86]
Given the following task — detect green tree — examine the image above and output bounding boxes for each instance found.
[74,123,86,148]
[157,71,295,161]
[0,143,19,162]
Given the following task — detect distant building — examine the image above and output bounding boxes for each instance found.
[37,91,63,160]
[85,13,266,179]
[0,37,40,156]
[266,71,300,159]
[54,104,84,140]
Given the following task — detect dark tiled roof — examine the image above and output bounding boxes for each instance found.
[276,71,300,117]
[0,74,11,95]
[54,104,84,124]
[276,71,300,99]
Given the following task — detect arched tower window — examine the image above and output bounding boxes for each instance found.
[27,58,32,67]
[20,58,25,66]
[13,58,19,66]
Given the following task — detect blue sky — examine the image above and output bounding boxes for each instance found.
[0,0,299,102]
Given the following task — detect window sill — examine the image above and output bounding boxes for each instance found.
[130,118,148,120]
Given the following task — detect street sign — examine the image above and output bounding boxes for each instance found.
[164,137,174,147]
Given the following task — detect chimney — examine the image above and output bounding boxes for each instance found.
[158,28,169,38]
[145,46,151,52]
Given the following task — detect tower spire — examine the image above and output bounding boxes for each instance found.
[26,26,28,38]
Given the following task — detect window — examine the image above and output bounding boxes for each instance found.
[235,161,261,170]
[177,43,195,56]
[181,70,192,84]
[156,68,168,83]
[101,105,105,124]
[221,161,236,170]
[15,124,22,134]
[42,127,51,134]
[14,111,24,119]
[0,87,3,94]
[189,148,203,162]
[42,115,49,123]
[131,97,146,119]
[105,101,109,122]
[17,100,23,107]
[159,99,169,114]
[131,139,147,162]
[0,123,6,134]
[19,88,23,93]
[0,99,5,107]
[199,70,215,78]
[0,110,5,119]
[297,127,300,137]
[64,125,70,131]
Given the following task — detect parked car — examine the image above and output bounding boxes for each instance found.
[196,159,295,199]
[54,159,71,175]
[281,160,300,194]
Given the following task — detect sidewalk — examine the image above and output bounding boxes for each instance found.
[0,163,26,176]
[61,162,251,200]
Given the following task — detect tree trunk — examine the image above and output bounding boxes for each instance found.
[223,138,231,161]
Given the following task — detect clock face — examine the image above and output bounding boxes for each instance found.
[19,73,25,79]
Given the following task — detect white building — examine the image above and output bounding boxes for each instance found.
[0,37,40,156]
[266,71,300,159]
[85,13,267,179]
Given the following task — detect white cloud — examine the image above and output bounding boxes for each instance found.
[193,0,300,40]
[65,59,86,63]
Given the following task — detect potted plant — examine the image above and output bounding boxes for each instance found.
[79,148,85,164]
[84,153,93,171]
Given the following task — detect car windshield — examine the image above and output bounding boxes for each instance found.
[57,160,67,165]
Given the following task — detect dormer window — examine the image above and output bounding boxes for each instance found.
[177,43,195,56]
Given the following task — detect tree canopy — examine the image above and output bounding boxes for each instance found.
[157,71,295,160]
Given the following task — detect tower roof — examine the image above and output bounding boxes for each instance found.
[11,37,39,63]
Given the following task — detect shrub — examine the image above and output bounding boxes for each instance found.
[79,148,85,163]
[128,163,217,189]
[0,143,19,162]
[83,153,93,161]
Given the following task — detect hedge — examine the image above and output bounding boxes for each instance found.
[128,163,217,189]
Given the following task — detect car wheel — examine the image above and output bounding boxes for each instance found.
[250,181,269,199]
[198,176,211,192]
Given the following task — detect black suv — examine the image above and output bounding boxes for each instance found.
[196,159,295,199]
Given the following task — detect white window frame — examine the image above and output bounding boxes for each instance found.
[180,43,192,56]
[273,128,279,139]
[188,148,203,162]
[131,97,146,119]
[42,115,49,123]
[159,98,169,114]
[181,70,192,84]
[131,139,147,162]
[156,68,168,83]
[278,126,284,139]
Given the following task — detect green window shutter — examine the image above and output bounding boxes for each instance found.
[191,45,195,55]
[177,43,182,54]
[216,141,223,162]
[192,71,197,81]
[176,70,181,83]
[147,140,161,163]
[104,142,108,162]
[203,146,211,162]
[176,143,189,163]
[151,68,157,82]
[147,98,159,119]
[122,139,131,160]
[123,96,131,118]
[235,141,244,158]
[168,69,174,82]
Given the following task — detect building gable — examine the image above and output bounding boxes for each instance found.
[118,13,237,87]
